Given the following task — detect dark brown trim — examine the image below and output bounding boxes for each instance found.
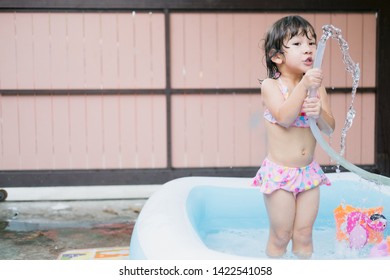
[0,0,388,187]
[164,9,173,169]
[376,10,390,176]
[0,87,376,96]
[0,89,166,96]
[0,165,379,187]
[0,0,385,12]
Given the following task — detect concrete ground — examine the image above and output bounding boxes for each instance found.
[0,184,160,260]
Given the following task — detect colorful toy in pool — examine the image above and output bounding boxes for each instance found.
[369,236,390,257]
[334,204,387,249]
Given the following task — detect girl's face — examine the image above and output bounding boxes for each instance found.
[282,33,317,74]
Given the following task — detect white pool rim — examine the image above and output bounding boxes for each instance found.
[129,172,390,259]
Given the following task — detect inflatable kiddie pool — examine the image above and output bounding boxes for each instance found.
[129,172,390,259]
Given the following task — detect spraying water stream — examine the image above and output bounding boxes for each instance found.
[309,25,390,186]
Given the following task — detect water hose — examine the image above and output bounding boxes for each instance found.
[309,25,390,186]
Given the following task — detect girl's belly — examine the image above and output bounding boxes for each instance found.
[265,122,316,167]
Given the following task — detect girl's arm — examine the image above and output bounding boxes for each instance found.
[261,79,308,128]
[303,86,335,136]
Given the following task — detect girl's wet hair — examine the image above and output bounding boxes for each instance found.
[264,15,317,79]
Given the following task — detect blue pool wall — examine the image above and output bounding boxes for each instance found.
[186,180,390,239]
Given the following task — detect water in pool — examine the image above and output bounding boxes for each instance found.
[203,227,384,259]
[188,176,390,259]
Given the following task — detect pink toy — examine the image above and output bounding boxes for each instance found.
[369,240,389,257]
[346,212,387,249]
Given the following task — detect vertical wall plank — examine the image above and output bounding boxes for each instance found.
[234,14,251,87]
[329,14,348,88]
[84,13,101,89]
[344,94,363,163]
[202,95,219,166]
[35,96,53,168]
[0,13,17,88]
[101,13,119,89]
[346,14,363,88]
[15,13,34,89]
[329,94,347,163]
[200,14,218,88]
[50,13,68,89]
[249,14,267,85]
[69,95,88,169]
[32,14,51,89]
[85,95,104,168]
[0,97,20,169]
[171,95,187,166]
[360,93,375,164]
[362,14,376,87]
[313,13,332,87]
[0,11,377,172]
[102,95,120,168]
[67,13,84,89]
[119,95,138,168]
[52,95,71,168]
[18,96,37,168]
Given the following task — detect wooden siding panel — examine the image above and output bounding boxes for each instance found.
[52,95,71,169]
[217,14,235,88]
[68,95,88,169]
[151,13,166,88]
[0,97,20,169]
[200,15,218,88]
[362,14,376,87]
[50,14,69,89]
[313,13,332,87]
[15,14,35,89]
[67,14,85,89]
[329,14,348,88]
[35,96,54,168]
[202,95,219,166]
[18,96,37,169]
[84,14,102,89]
[233,15,250,87]
[346,14,363,89]
[360,93,375,164]
[313,92,375,166]
[102,95,121,168]
[33,14,52,89]
[217,95,235,166]
[0,94,166,170]
[119,95,138,168]
[344,93,362,163]
[0,11,377,172]
[101,14,119,89]
[171,95,187,166]
[171,94,267,168]
[0,14,17,88]
[249,14,267,87]
[0,12,165,90]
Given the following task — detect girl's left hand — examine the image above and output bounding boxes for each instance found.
[302,97,322,119]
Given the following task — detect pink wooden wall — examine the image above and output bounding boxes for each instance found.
[0,12,376,170]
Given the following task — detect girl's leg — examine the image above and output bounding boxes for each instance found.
[263,190,296,257]
[292,187,320,258]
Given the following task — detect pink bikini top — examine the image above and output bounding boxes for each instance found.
[263,78,310,128]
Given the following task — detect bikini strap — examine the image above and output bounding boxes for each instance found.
[277,77,289,98]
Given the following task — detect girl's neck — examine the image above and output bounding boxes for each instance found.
[278,72,303,86]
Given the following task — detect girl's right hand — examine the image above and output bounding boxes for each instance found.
[302,68,323,90]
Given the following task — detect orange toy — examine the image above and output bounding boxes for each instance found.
[334,204,385,245]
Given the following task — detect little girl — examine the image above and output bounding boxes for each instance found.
[252,15,335,258]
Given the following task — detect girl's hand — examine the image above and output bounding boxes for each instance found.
[302,68,323,90]
[302,97,322,119]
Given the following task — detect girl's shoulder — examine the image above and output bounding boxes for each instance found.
[260,78,277,89]
[260,78,280,95]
